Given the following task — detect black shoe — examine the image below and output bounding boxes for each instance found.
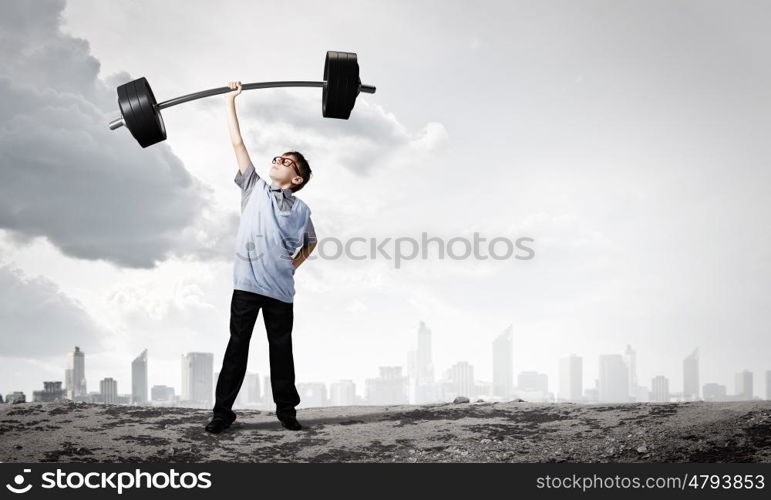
[278,416,303,431]
[205,415,234,434]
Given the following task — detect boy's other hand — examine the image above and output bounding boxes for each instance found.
[226,81,243,100]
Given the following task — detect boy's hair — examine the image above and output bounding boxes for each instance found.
[285,151,312,192]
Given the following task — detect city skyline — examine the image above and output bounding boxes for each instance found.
[4,322,770,407]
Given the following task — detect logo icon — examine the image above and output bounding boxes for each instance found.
[5,468,32,494]
[236,238,265,262]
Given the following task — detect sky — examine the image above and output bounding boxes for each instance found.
[1,0,770,402]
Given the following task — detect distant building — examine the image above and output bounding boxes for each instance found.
[132,349,148,405]
[244,373,261,404]
[297,383,327,408]
[151,385,175,402]
[735,370,753,400]
[100,378,118,404]
[515,370,552,402]
[517,371,548,393]
[329,380,356,406]
[181,352,213,408]
[584,385,599,403]
[598,354,629,402]
[68,346,87,399]
[33,381,66,402]
[634,385,651,403]
[365,366,408,405]
[703,383,728,402]
[474,381,493,399]
[650,376,669,402]
[559,354,583,402]
[447,362,475,400]
[407,321,439,404]
[683,349,699,401]
[261,375,274,410]
[766,371,771,401]
[492,325,513,399]
[624,345,638,399]
[5,392,26,404]
[64,368,73,399]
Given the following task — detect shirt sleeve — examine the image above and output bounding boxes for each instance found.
[302,216,317,246]
[234,162,260,192]
[234,163,264,212]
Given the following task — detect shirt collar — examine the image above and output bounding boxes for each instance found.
[269,182,295,199]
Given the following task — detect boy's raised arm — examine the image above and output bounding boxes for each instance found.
[226,81,255,176]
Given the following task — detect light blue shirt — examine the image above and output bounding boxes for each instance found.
[233,163,314,303]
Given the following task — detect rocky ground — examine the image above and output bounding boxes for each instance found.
[0,400,769,463]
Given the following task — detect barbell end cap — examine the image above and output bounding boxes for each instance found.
[109,116,125,130]
[360,84,376,94]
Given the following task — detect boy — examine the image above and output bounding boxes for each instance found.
[206,81,317,433]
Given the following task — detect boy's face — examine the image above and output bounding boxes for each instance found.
[269,154,304,189]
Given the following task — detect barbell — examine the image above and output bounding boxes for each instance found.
[108,50,376,148]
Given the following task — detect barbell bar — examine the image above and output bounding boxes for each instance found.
[108,50,376,148]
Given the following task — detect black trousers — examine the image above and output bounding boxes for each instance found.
[213,289,301,421]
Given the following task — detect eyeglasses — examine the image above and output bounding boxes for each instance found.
[272,156,301,177]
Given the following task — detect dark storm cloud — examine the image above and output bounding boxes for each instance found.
[0,0,235,268]
[0,263,106,356]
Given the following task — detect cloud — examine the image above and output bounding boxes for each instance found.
[0,262,109,356]
[0,0,236,268]
[198,85,448,176]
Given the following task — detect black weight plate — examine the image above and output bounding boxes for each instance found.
[323,51,343,117]
[338,52,359,118]
[131,78,165,147]
[127,78,165,148]
[118,80,148,145]
[125,80,156,147]
[325,51,358,119]
[118,81,147,145]
[117,82,140,140]
[133,78,166,147]
[322,52,332,117]
[327,51,349,118]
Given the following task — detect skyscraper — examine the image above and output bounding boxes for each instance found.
[492,325,513,399]
[100,377,118,404]
[598,354,629,402]
[181,352,213,408]
[735,370,753,400]
[447,361,475,399]
[766,371,771,401]
[407,321,438,404]
[68,346,87,398]
[683,349,699,401]
[651,375,669,402]
[131,349,148,405]
[624,344,638,398]
[416,321,434,385]
[559,354,583,402]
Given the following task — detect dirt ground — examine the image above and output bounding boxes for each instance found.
[1,400,769,463]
